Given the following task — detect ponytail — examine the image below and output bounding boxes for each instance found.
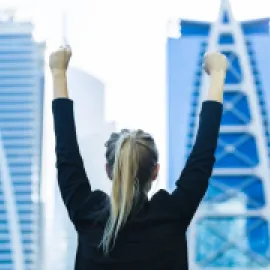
[100,133,140,254]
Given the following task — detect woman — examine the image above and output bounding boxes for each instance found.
[50,46,227,270]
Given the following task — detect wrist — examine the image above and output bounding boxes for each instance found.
[209,70,226,80]
[209,71,226,90]
[51,69,67,78]
[207,71,226,103]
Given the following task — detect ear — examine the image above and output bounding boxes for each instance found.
[151,163,160,181]
[105,163,112,180]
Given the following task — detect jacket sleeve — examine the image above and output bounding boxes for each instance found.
[171,101,223,226]
[52,98,91,221]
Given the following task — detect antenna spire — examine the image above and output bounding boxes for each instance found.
[61,10,68,46]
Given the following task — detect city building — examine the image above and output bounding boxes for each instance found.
[0,13,45,270]
[167,0,270,268]
[44,67,115,270]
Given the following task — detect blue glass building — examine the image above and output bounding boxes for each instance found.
[168,0,270,268]
[0,17,45,269]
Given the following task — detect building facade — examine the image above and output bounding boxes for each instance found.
[0,15,45,270]
[168,0,270,268]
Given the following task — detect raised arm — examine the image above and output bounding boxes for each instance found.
[50,46,91,221]
[171,52,227,226]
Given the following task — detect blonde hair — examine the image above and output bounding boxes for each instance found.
[100,129,158,254]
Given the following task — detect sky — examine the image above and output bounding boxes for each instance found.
[0,0,268,131]
[1,0,270,127]
[1,0,270,198]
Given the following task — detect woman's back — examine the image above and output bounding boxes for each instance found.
[72,190,188,270]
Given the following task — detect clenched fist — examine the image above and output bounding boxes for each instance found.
[49,45,72,72]
[203,52,228,75]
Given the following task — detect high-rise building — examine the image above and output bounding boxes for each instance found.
[44,68,115,270]
[168,0,270,268]
[0,14,45,270]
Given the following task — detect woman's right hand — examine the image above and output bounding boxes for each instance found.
[203,52,228,103]
[203,52,228,76]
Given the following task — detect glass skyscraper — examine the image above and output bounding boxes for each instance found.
[0,15,45,269]
[168,0,270,268]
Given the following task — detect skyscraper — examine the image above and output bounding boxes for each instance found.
[0,14,45,270]
[168,0,270,268]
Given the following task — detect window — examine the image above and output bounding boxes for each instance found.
[221,51,242,84]
[222,91,251,125]
[219,33,234,44]
[196,217,269,267]
[205,175,265,208]
[215,132,259,168]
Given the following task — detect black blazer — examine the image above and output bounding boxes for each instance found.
[52,99,222,270]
